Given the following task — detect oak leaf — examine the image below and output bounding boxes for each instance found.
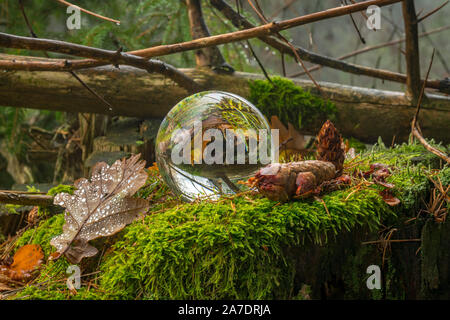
[270,116,306,159]
[380,189,400,206]
[50,154,149,264]
[0,244,44,281]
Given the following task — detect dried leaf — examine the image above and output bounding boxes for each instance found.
[370,165,394,189]
[287,122,306,151]
[50,154,149,264]
[0,244,44,281]
[380,189,400,206]
[27,206,39,225]
[270,116,306,158]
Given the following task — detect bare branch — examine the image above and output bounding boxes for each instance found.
[5,0,401,74]
[246,0,321,91]
[410,49,450,165]
[416,0,449,23]
[131,0,404,60]
[54,0,120,25]
[209,0,448,93]
[0,32,200,93]
[18,0,114,110]
[0,190,54,207]
[291,25,450,77]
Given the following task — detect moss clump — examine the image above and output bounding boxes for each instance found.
[99,187,390,300]
[14,214,65,256]
[248,77,336,129]
[345,137,367,152]
[47,184,75,196]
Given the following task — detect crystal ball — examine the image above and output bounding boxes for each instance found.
[155,91,273,201]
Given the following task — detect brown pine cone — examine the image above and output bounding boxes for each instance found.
[316,120,345,175]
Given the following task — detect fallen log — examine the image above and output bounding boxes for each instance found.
[0,54,449,143]
[0,190,53,206]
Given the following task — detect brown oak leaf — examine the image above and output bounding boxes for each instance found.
[50,154,149,264]
[270,116,306,159]
[380,189,401,206]
[0,244,44,282]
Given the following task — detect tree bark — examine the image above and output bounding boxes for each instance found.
[186,0,230,71]
[402,0,422,103]
[0,54,449,144]
[0,191,53,206]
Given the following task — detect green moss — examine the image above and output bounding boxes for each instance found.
[98,185,391,299]
[14,214,64,256]
[9,142,447,300]
[248,77,337,129]
[47,184,75,196]
[346,137,367,152]
[4,204,22,215]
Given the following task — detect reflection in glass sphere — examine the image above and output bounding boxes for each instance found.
[155,91,273,201]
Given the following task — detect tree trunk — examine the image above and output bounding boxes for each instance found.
[186,0,230,71]
[1,54,449,144]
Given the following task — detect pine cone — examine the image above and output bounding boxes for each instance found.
[252,160,336,202]
[316,120,345,175]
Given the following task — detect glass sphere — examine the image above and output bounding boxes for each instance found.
[155,91,273,201]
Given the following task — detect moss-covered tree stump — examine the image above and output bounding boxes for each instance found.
[4,142,449,300]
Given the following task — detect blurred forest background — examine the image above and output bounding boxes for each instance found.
[0,0,449,190]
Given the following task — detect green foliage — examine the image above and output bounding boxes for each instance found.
[248,77,337,129]
[15,214,65,256]
[346,137,367,152]
[3,204,22,215]
[0,107,27,155]
[47,184,75,196]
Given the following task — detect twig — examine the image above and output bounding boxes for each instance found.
[341,0,366,44]
[68,70,113,110]
[18,0,113,111]
[247,0,321,91]
[411,49,435,130]
[246,40,273,83]
[290,25,450,77]
[410,49,450,165]
[54,0,120,25]
[18,0,36,38]
[281,53,286,77]
[412,128,450,165]
[0,32,201,93]
[416,1,449,23]
[362,239,421,245]
[419,25,450,75]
